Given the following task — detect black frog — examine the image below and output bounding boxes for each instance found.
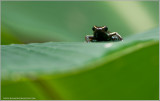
[85,26,123,42]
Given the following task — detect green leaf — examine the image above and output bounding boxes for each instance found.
[1,28,159,100]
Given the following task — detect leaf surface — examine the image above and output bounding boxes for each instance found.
[1,28,159,100]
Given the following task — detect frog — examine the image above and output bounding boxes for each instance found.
[85,26,123,42]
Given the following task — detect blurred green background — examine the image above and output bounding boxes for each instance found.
[1,1,159,44]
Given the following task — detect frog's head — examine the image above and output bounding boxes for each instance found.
[92,26,108,38]
[92,26,108,33]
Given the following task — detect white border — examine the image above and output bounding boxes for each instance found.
[0,0,159,101]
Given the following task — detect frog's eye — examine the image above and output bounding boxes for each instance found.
[92,26,97,31]
[103,26,108,31]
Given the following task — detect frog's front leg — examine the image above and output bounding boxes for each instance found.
[85,35,95,42]
[108,32,123,41]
